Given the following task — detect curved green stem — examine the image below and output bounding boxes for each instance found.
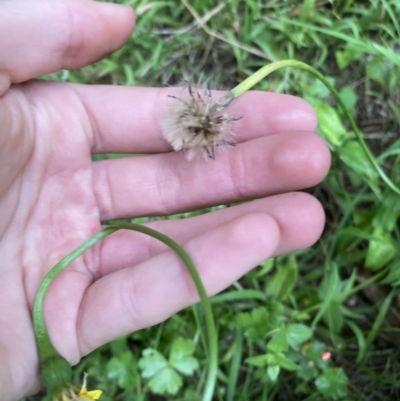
[220,60,400,196]
[33,223,218,401]
[33,227,118,391]
[106,223,218,401]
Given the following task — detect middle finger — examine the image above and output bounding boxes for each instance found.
[93,131,330,220]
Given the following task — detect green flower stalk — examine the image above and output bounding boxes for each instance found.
[33,224,218,401]
[34,228,116,400]
[218,60,400,197]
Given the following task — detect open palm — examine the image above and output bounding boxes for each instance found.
[0,1,330,400]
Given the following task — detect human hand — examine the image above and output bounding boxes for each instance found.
[0,1,330,400]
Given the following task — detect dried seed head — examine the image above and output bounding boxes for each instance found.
[162,81,240,161]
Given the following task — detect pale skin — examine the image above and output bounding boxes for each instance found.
[0,1,331,400]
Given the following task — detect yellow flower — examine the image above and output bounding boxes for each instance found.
[55,374,102,401]
[77,373,102,400]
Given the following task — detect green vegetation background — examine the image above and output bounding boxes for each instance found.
[28,0,400,400]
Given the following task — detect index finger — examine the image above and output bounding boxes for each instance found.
[71,85,317,154]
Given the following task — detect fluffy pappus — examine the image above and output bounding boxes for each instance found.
[162,81,241,161]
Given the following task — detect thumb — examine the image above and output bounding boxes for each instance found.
[0,0,135,94]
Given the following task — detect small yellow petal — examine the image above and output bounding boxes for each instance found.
[76,373,102,400]
[88,390,102,400]
[77,389,103,400]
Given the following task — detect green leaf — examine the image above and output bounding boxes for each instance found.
[138,349,168,378]
[106,351,137,389]
[314,264,344,332]
[324,300,343,334]
[265,255,298,300]
[366,57,388,86]
[245,354,269,368]
[339,140,379,191]
[339,86,357,115]
[227,329,243,401]
[169,338,199,376]
[381,260,400,286]
[256,258,275,277]
[340,268,358,300]
[182,388,202,401]
[211,289,266,303]
[296,360,319,382]
[285,324,313,346]
[346,320,367,364]
[273,353,299,371]
[236,307,271,341]
[222,29,243,69]
[267,328,289,352]
[236,311,252,328]
[304,76,336,100]
[147,367,182,395]
[313,102,349,146]
[373,192,400,231]
[248,351,298,375]
[300,0,317,15]
[268,324,312,352]
[315,368,348,399]
[317,264,341,302]
[365,225,395,270]
[138,339,199,396]
[335,44,364,69]
[362,288,397,362]
[267,365,280,382]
